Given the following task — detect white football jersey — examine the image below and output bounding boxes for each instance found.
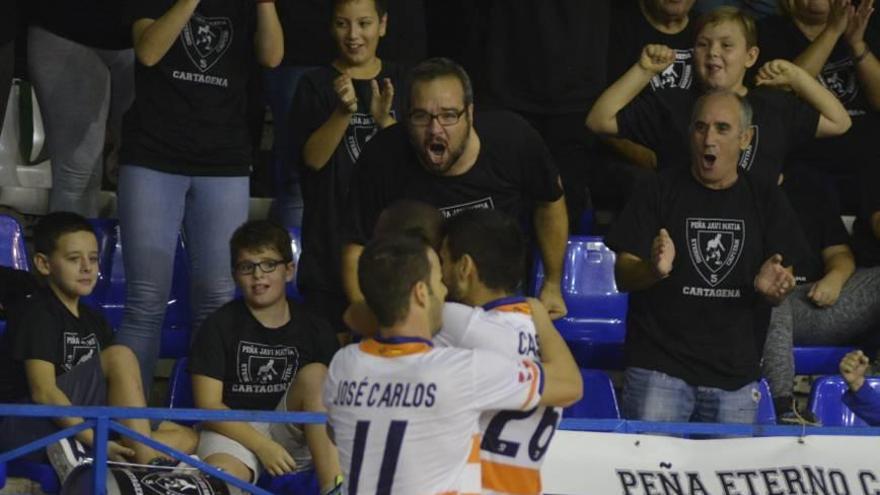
[435,298,562,495]
[324,336,543,495]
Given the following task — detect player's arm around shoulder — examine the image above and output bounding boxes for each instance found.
[526,298,582,408]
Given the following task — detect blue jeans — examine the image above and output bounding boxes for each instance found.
[115,165,249,391]
[29,26,135,217]
[621,367,759,424]
[265,65,318,228]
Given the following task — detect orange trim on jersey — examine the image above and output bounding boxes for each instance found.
[492,302,532,315]
[520,360,541,410]
[482,461,542,495]
[468,434,481,462]
[359,338,432,357]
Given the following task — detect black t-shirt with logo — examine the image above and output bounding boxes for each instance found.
[606,168,807,390]
[189,299,339,411]
[293,63,407,296]
[121,0,256,176]
[853,163,880,267]
[607,2,695,93]
[31,0,131,49]
[617,86,819,187]
[756,15,880,174]
[0,288,113,402]
[782,168,851,284]
[343,110,564,245]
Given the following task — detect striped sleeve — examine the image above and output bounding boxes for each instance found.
[471,350,543,412]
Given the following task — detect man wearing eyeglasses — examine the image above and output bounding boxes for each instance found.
[341,57,570,322]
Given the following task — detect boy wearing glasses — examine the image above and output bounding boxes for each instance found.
[189,220,342,493]
[292,0,405,336]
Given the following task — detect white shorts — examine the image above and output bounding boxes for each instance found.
[196,391,312,479]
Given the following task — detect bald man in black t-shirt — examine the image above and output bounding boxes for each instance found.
[606,91,807,424]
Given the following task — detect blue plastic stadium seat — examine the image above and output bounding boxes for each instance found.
[7,460,60,493]
[0,214,29,270]
[531,236,628,369]
[793,347,857,376]
[80,218,118,311]
[257,470,319,495]
[756,379,777,425]
[563,369,620,419]
[808,375,880,427]
[575,208,595,236]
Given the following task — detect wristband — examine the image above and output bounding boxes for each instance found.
[853,46,871,64]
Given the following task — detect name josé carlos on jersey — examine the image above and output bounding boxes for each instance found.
[332,379,438,408]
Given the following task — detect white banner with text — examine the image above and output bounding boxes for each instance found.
[542,430,880,495]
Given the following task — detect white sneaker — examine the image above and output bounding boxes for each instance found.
[46,437,93,483]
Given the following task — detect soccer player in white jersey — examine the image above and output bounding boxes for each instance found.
[324,235,581,494]
[434,209,580,495]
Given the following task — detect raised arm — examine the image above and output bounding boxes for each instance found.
[756,59,852,137]
[302,72,360,171]
[534,196,569,320]
[754,254,796,306]
[586,44,675,136]
[527,298,582,408]
[254,2,284,68]
[792,0,851,76]
[807,244,856,307]
[845,0,880,109]
[614,228,674,292]
[132,0,200,67]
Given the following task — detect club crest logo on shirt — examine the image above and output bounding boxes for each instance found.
[820,58,860,110]
[181,14,233,73]
[650,49,694,91]
[738,125,759,172]
[62,332,100,372]
[345,110,397,163]
[234,341,299,395]
[686,218,745,287]
[140,471,224,495]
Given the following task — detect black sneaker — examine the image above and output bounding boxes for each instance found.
[47,437,93,483]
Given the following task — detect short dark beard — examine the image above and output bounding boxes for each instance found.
[409,117,472,176]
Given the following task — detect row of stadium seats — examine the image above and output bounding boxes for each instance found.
[0,215,302,358]
[530,235,860,374]
[0,214,865,371]
[168,358,880,428]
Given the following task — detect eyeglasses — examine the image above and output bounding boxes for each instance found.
[408,108,466,127]
[234,259,287,275]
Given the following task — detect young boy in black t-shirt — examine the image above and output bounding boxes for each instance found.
[189,220,341,493]
[0,212,196,478]
[293,0,405,336]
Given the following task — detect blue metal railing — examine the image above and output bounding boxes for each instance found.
[2,404,880,494]
[0,404,325,495]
